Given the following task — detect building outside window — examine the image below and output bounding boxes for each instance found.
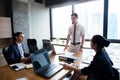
[74,0,104,39]
[107,0,120,40]
[51,0,120,42]
[52,5,72,39]
[50,0,120,73]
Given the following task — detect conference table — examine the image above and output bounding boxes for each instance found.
[0,52,82,80]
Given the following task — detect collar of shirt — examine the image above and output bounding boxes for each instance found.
[16,42,22,47]
[73,22,79,27]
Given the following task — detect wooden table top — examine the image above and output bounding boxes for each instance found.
[0,52,82,80]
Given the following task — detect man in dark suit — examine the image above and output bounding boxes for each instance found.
[8,32,30,64]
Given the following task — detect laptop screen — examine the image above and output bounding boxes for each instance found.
[31,51,51,73]
[53,45,65,54]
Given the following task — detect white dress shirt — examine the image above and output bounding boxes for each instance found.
[17,43,25,59]
[68,23,85,43]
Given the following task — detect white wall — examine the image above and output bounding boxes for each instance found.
[28,0,50,49]
[12,0,50,52]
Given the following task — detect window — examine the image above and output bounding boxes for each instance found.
[51,5,72,39]
[50,0,120,72]
[107,0,120,39]
[105,43,120,69]
[51,1,104,40]
[74,0,104,39]
[51,0,120,43]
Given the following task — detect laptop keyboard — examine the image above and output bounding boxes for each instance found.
[38,64,63,78]
[39,64,58,74]
[44,64,58,72]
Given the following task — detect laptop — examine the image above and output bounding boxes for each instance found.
[52,45,65,55]
[31,51,63,78]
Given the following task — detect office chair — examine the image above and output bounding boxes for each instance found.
[34,48,46,55]
[27,39,38,53]
[42,39,52,51]
[2,47,9,64]
[112,67,119,80]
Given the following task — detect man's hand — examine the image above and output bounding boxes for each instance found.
[79,47,83,52]
[21,57,29,63]
[64,45,68,51]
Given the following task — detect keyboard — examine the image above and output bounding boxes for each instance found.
[38,64,63,78]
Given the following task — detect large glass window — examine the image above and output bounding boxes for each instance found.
[107,0,120,39]
[50,0,120,72]
[74,0,104,39]
[51,0,120,42]
[52,5,72,39]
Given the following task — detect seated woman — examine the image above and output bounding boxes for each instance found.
[62,35,114,80]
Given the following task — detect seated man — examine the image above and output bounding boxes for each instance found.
[8,32,30,64]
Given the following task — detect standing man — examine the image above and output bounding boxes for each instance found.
[8,32,30,64]
[64,13,85,53]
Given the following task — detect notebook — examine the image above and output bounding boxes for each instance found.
[53,45,65,55]
[10,63,33,71]
[31,51,63,78]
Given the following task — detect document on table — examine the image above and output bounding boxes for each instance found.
[9,63,33,71]
[10,63,26,71]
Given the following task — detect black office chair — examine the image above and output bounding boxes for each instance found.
[2,47,9,64]
[112,67,119,80]
[34,48,46,55]
[42,39,52,51]
[27,39,38,53]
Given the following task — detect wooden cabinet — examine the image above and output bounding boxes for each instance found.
[0,17,12,48]
[0,17,12,38]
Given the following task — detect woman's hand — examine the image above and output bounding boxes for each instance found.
[62,64,81,73]
[62,64,74,70]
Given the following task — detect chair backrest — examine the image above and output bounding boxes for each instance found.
[34,48,46,55]
[112,67,119,80]
[27,39,38,53]
[2,47,9,64]
[42,39,52,51]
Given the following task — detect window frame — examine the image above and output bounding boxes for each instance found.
[50,0,120,43]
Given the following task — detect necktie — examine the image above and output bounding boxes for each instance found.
[73,24,76,43]
[19,45,24,58]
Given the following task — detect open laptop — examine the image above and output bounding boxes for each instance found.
[52,45,65,55]
[31,51,63,78]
